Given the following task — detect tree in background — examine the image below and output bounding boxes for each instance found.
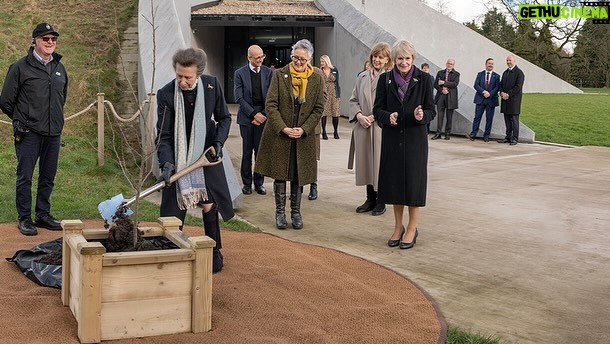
[465,1,586,83]
[476,7,516,50]
[570,20,610,87]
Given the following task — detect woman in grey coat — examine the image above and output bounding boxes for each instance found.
[348,42,393,216]
[255,39,324,230]
[373,40,436,249]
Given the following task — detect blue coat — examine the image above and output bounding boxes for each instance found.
[234,64,273,126]
[473,70,500,106]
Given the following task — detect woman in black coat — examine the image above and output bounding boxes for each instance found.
[156,47,234,272]
[373,40,436,249]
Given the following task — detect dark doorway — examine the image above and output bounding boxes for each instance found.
[224,26,314,103]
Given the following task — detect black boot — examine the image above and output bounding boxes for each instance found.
[356,185,376,213]
[332,117,340,139]
[290,182,303,229]
[372,202,386,216]
[308,182,318,200]
[202,205,223,273]
[274,181,287,229]
[321,117,328,140]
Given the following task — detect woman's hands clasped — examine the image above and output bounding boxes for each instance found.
[282,127,304,139]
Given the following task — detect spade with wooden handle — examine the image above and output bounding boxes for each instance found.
[98,146,222,223]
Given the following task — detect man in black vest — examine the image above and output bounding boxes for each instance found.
[234,45,273,195]
[498,55,525,145]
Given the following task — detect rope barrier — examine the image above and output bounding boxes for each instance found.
[0,93,155,167]
[0,97,148,124]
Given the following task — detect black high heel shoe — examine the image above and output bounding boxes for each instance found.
[399,228,418,249]
[387,226,405,247]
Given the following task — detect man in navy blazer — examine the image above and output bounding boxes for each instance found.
[467,58,500,142]
[234,45,273,195]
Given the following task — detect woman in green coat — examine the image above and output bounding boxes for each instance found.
[255,39,324,230]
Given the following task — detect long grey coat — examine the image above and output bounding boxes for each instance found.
[347,68,387,189]
[254,65,324,186]
[373,67,436,206]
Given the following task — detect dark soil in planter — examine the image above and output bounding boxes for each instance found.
[33,211,179,267]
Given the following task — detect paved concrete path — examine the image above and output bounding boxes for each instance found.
[189,106,610,343]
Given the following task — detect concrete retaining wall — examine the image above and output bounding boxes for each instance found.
[315,0,582,141]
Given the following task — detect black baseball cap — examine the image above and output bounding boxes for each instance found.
[32,23,59,38]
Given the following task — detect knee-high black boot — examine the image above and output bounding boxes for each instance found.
[332,117,340,139]
[321,117,328,140]
[289,182,303,229]
[274,181,287,229]
[202,205,223,273]
[356,184,376,213]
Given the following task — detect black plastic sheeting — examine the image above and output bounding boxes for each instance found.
[6,238,63,289]
[6,237,180,289]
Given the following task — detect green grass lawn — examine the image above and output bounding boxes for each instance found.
[521,89,610,146]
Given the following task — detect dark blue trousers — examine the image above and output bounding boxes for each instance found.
[471,103,496,139]
[14,132,61,220]
[503,114,520,142]
[239,123,265,189]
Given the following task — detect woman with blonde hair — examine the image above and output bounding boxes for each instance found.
[373,39,436,249]
[319,54,341,139]
[348,42,393,216]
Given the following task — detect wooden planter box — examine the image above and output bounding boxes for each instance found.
[61,217,215,343]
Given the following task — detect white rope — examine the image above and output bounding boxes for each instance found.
[0,98,148,125]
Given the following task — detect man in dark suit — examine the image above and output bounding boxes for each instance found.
[467,58,500,142]
[498,54,525,145]
[432,58,460,140]
[234,45,273,195]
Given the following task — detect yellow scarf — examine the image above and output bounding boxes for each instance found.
[289,63,314,103]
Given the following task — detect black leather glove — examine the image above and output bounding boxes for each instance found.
[209,142,223,162]
[158,162,175,187]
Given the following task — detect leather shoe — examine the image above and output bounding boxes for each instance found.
[465,133,474,141]
[255,186,266,195]
[35,214,62,230]
[356,200,374,213]
[387,226,405,247]
[444,135,450,140]
[431,134,441,140]
[399,228,418,249]
[497,138,510,143]
[18,218,38,236]
[242,185,252,194]
[510,140,518,145]
[308,186,318,200]
[483,137,489,142]
[371,203,386,216]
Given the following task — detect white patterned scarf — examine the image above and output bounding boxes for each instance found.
[174,78,208,209]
